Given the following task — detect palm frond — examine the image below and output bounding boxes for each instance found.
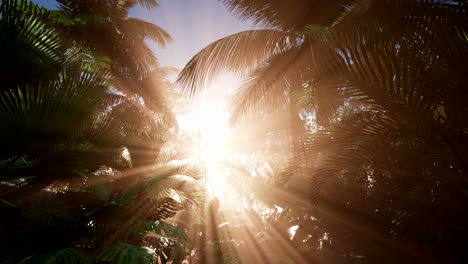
[122,18,172,47]
[175,30,293,96]
[0,0,65,90]
[145,161,208,206]
[135,0,159,9]
[0,67,113,196]
[229,45,309,125]
[147,197,184,220]
[221,0,348,30]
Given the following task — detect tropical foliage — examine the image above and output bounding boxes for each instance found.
[176,0,468,262]
[2,0,468,262]
[0,0,205,263]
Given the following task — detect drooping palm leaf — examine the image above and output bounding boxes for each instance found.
[175,30,293,96]
[221,0,348,30]
[229,46,303,125]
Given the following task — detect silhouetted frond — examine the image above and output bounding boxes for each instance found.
[175,30,293,96]
[221,0,348,30]
[229,44,314,125]
[121,18,172,48]
[0,0,64,90]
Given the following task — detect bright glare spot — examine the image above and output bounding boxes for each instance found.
[178,73,240,201]
[288,225,299,240]
[122,147,130,160]
[274,205,284,214]
[171,192,182,203]
[218,222,231,228]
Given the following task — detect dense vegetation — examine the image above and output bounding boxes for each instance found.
[1,0,467,263]
[0,0,204,263]
[177,0,468,263]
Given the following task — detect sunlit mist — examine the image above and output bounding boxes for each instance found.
[178,73,240,199]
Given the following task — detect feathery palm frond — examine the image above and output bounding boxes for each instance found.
[121,18,172,48]
[229,45,310,125]
[175,30,293,96]
[0,67,111,187]
[54,0,171,83]
[134,0,159,9]
[221,0,348,30]
[0,0,65,91]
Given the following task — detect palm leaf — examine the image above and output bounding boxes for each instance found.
[0,67,113,197]
[221,0,347,30]
[229,46,306,125]
[0,0,65,90]
[121,18,172,48]
[175,30,293,96]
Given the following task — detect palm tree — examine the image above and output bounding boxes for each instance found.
[0,0,205,262]
[176,0,468,261]
[53,0,171,91]
[175,0,346,123]
[56,0,180,132]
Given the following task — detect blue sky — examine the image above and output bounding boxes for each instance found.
[33,0,258,69]
[132,0,260,69]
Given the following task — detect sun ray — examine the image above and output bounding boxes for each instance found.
[177,73,241,200]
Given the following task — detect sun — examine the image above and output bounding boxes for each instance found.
[177,73,240,199]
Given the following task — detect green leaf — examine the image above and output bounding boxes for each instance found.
[45,248,93,264]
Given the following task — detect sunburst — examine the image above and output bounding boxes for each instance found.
[177,73,239,198]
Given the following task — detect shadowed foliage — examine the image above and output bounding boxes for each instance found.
[176,0,468,262]
[0,0,205,263]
